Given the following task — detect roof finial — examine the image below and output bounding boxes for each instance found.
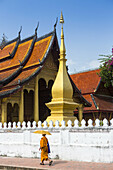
[60,11,66,59]
[35,22,39,36]
[18,26,22,38]
[60,11,64,24]
[54,17,58,30]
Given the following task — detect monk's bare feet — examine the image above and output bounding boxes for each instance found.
[40,162,44,165]
[49,160,53,166]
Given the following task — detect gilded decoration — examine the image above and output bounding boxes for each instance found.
[46,12,79,125]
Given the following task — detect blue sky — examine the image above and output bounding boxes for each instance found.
[0,0,113,74]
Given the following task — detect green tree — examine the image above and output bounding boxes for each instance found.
[99,49,113,87]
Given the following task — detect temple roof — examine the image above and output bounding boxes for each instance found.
[93,95,113,111]
[70,69,100,94]
[0,29,56,98]
[0,37,20,62]
[82,94,113,112]
[69,75,91,107]
[71,69,113,113]
[0,27,92,109]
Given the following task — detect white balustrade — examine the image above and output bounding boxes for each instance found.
[17,122,21,129]
[43,121,48,128]
[8,122,11,129]
[49,120,53,128]
[27,121,31,129]
[67,120,72,128]
[74,119,79,128]
[22,121,26,129]
[61,120,66,128]
[0,118,113,130]
[81,119,86,128]
[32,121,36,129]
[13,122,16,129]
[55,120,59,128]
[88,119,93,127]
[103,118,108,127]
[95,119,100,127]
[4,122,7,129]
[38,121,42,128]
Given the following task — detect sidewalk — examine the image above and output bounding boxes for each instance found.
[0,157,113,170]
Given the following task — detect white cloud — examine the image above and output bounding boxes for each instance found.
[67,59,77,74]
[88,60,100,69]
[67,59,76,66]
[67,59,101,74]
[78,60,100,72]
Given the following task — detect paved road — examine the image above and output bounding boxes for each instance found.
[0,157,113,170]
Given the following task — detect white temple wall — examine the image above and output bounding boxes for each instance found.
[0,119,113,163]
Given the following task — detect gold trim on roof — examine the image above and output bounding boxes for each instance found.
[0,41,17,59]
[0,39,33,72]
[24,35,52,69]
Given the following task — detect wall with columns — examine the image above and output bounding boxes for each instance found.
[0,118,113,163]
[0,51,59,124]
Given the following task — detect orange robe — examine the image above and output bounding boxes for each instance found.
[40,136,48,162]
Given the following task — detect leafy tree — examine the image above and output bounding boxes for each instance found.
[99,49,113,87]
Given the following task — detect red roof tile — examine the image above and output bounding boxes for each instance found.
[5,67,38,87]
[25,36,52,68]
[0,40,33,71]
[94,95,113,111]
[74,94,113,113]
[70,69,100,94]
[0,41,16,60]
[0,85,21,99]
[0,68,18,81]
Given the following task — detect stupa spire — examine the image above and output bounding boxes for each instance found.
[60,12,66,59]
[46,12,79,125]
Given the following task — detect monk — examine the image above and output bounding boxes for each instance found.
[39,134,53,166]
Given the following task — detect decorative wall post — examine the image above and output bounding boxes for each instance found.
[78,104,83,122]
[1,99,7,123]
[19,89,24,123]
[34,75,39,122]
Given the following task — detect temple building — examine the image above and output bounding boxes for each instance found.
[0,15,91,124]
[71,69,113,123]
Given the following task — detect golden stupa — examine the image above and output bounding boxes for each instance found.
[46,12,79,125]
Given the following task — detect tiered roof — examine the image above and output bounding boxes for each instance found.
[0,28,56,98]
[71,69,113,113]
[0,26,91,110]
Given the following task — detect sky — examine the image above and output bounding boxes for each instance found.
[0,0,113,74]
